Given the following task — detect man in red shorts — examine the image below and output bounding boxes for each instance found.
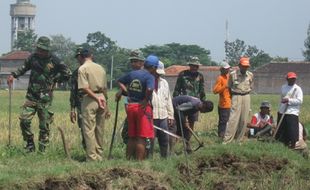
[117,55,158,160]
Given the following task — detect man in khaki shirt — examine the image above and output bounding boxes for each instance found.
[223,57,253,144]
[78,49,108,161]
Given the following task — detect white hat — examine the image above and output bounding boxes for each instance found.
[156,61,165,75]
[221,61,230,69]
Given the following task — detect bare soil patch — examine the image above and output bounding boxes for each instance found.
[177,153,290,190]
[30,168,169,190]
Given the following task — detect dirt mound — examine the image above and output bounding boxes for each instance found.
[36,168,169,190]
[177,153,290,190]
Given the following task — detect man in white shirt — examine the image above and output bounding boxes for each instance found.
[275,72,303,149]
[150,61,174,158]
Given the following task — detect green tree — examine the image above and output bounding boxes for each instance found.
[245,45,272,69]
[225,39,272,69]
[13,29,37,52]
[224,39,246,65]
[141,43,212,66]
[81,31,129,87]
[303,23,310,61]
[50,34,77,71]
[271,56,288,62]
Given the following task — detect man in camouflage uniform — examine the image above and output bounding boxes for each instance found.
[173,56,206,100]
[172,56,206,153]
[69,47,86,149]
[9,36,71,152]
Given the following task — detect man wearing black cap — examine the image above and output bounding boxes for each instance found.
[247,101,273,138]
[78,49,109,161]
[69,47,86,149]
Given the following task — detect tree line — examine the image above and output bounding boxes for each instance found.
[9,23,310,85]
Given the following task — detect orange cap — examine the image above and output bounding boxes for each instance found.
[287,72,297,79]
[239,57,250,67]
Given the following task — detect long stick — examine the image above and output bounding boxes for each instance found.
[177,108,190,174]
[8,83,12,146]
[273,88,297,137]
[7,76,13,146]
[58,127,71,159]
[108,100,119,159]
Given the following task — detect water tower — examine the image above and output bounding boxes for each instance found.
[10,0,36,50]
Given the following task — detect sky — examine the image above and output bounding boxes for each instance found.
[0,0,309,62]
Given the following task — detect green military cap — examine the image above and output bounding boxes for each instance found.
[36,36,51,51]
[75,47,83,57]
[129,49,145,61]
[188,56,201,66]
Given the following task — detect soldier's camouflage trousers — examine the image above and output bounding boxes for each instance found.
[19,99,54,151]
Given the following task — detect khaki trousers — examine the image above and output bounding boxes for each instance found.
[223,94,250,143]
[81,95,106,161]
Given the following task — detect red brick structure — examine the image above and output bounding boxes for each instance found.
[0,51,31,89]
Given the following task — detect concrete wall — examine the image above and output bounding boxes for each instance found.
[253,72,310,95]
[164,69,310,95]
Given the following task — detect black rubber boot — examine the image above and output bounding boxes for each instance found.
[25,138,35,153]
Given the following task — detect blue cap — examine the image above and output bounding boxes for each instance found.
[145,55,159,67]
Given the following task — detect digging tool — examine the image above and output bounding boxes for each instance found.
[153,125,185,140]
[273,88,297,138]
[7,75,13,146]
[183,123,204,152]
[177,107,190,174]
[108,100,119,159]
[58,127,71,159]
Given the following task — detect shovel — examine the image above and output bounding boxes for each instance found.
[183,123,204,151]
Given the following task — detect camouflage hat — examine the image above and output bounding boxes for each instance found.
[188,56,201,66]
[260,101,270,109]
[129,49,145,61]
[36,36,51,51]
[75,47,83,57]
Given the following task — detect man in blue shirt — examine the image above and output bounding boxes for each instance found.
[117,55,159,160]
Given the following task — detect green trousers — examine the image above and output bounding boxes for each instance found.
[19,99,54,149]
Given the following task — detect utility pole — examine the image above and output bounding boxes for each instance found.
[225,19,229,61]
[110,55,114,90]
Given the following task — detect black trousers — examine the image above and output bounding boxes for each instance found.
[275,113,299,148]
[217,107,230,137]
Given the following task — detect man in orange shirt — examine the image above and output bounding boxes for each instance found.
[213,62,231,138]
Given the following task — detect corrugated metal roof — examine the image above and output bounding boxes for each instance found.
[0,51,31,60]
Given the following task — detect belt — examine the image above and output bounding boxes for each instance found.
[231,92,250,96]
[94,91,103,93]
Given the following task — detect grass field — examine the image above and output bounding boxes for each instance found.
[0,90,309,190]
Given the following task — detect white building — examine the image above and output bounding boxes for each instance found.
[10,0,36,50]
